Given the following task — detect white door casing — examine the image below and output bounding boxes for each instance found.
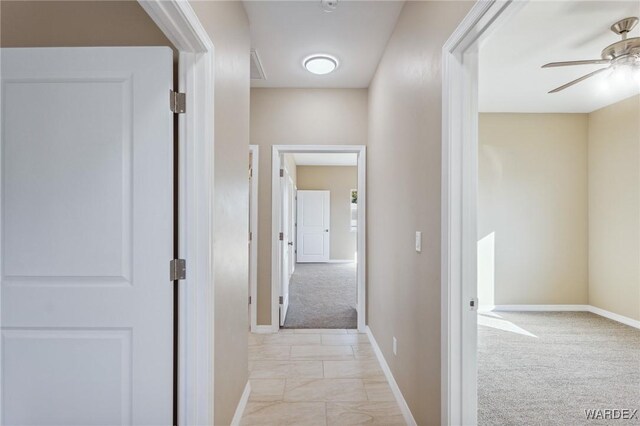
[441,1,525,424]
[297,190,330,263]
[249,145,259,332]
[270,145,365,332]
[0,47,173,425]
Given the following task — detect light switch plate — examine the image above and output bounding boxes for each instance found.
[415,231,422,253]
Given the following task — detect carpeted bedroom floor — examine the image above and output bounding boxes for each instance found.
[282,262,357,329]
[478,311,640,426]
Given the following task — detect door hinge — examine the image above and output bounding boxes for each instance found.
[170,90,186,114]
[279,232,284,241]
[279,168,284,177]
[249,231,253,241]
[249,296,252,305]
[170,258,186,281]
[279,296,283,304]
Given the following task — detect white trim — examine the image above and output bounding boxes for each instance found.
[271,145,367,332]
[138,2,215,426]
[327,260,355,264]
[230,382,251,426]
[249,145,259,333]
[481,305,640,329]
[139,0,211,52]
[588,306,640,329]
[365,327,417,426]
[441,1,526,425]
[483,304,591,312]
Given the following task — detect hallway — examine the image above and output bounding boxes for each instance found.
[243,329,404,425]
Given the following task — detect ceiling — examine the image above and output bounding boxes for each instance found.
[480,1,640,113]
[291,153,358,166]
[243,1,404,88]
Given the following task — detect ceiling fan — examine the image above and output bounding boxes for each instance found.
[542,17,640,93]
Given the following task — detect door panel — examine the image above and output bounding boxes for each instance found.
[1,47,173,425]
[288,183,296,277]
[280,168,291,325]
[297,190,330,263]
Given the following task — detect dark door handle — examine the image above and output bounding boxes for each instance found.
[288,242,293,246]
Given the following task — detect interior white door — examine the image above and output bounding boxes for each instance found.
[279,168,292,325]
[248,151,253,330]
[288,180,296,277]
[0,47,174,425]
[297,190,330,263]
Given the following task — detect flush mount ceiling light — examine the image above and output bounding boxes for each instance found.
[303,55,338,75]
[320,0,338,13]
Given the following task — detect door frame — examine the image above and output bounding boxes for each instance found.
[440,1,526,424]
[271,145,366,332]
[138,2,214,425]
[249,145,259,333]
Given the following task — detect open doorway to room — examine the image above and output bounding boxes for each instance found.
[475,2,640,423]
[280,152,359,329]
[442,1,640,424]
[270,146,366,331]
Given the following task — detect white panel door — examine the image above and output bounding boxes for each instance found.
[1,47,173,425]
[279,169,293,325]
[296,190,330,263]
[288,181,296,277]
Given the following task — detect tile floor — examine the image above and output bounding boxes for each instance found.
[242,329,406,425]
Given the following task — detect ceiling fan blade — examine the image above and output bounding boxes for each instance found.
[542,59,610,68]
[549,67,610,93]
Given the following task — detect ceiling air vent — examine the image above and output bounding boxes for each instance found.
[250,49,266,80]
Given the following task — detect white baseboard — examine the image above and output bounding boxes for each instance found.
[230,381,251,426]
[365,326,417,426]
[252,325,277,334]
[588,305,640,329]
[482,304,639,329]
[486,304,590,312]
[327,259,355,263]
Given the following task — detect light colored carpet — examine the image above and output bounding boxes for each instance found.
[478,311,640,426]
[282,262,357,329]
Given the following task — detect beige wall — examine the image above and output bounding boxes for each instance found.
[588,95,640,321]
[478,114,589,306]
[250,88,368,325]
[0,1,175,58]
[477,97,640,322]
[367,2,473,424]
[297,166,358,261]
[190,2,251,424]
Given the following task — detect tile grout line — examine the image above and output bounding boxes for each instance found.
[324,401,328,426]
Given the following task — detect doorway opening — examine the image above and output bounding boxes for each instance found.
[443,1,640,424]
[269,145,366,332]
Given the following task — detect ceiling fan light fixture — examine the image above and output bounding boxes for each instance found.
[542,16,640,93]
[303,55,338,75]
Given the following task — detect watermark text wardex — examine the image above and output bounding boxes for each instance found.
[585,409,638,420]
